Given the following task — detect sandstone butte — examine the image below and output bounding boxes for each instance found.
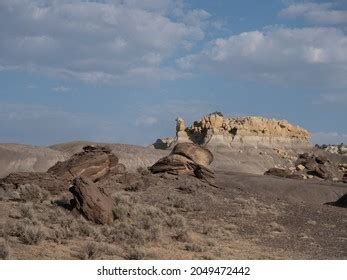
[155,113,311,149]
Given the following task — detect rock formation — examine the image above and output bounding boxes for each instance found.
[69,177,114,225]
[315,144,347,155]
[0,145,127,200]
[265,152,345,182]
[155,113,311,149]
[175,117,192,144]
[47,145,125,182]
[149,143,215,184]
[0,172,67,197]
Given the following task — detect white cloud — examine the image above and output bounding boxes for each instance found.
[279,2,347,25]
[0,0,208,84]
[178,27,347,88]
[311,131,347,144]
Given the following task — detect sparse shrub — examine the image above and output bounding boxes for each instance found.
[167,194,186,209]
[167,214,186,228]
[125,246,145,260]
[78,242,102,260]
[18,184,50,203]
[112,204,130,220]
[0,240,10,259]
[72,219,96,237]
[124,184,139,192]
[110,223,145,245]
[19,203,35,220]
[177,185,196,194]
[185,243,204,252]
[167,214,190,242]
[19,225,45,245]
[202,223,213,235]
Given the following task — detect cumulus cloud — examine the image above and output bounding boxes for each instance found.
[177,27,347,88]
[0,0,209,84]
[279,2,347,25]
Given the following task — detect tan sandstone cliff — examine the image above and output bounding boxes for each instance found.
[156,113,311,149]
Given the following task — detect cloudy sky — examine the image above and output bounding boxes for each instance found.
[0,0,346,146]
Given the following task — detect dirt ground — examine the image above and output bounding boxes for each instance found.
[0,142,346,260]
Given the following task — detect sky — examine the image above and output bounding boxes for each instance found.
[0,0,346,146]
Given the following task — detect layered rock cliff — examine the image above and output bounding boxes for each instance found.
[158,113,311,149]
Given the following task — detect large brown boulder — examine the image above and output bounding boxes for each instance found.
[48,145,124,182]
[149,143,215,183]
[69,177,114,225]
[150,154,196,175]
[172,143,213,167]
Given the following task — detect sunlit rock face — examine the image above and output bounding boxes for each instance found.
[174,113,311,149]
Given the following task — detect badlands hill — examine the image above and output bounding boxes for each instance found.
[0,113,346,260]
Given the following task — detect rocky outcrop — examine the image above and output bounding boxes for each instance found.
[69,177,114,225]
[149,143,215,183]
[171,143,213,167]
[161,113,311,149]
[265,152,345,182]
[152,138,175,150]
[315,144,347,155]
[47,145,124,182]
[0,172,68,196]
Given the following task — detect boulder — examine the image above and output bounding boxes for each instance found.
[69,177,113,225]
[303,158,318,171]
[149,144,215,183]
[48,145,124,182]
[315,155,328,164]
[171,143,213,167]
[296,164,305,171]
[313,166,332,180]
[264,168,291,178]
[149,154,195,175]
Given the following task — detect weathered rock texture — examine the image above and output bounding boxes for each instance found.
[167,113,310,148]
[150,143,215,183]
[316,144,347,155]
[48,145,124,182]
[265,152,345,183]
[69,177,114,225]
[0,172,67,196]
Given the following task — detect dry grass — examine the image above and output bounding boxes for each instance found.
[19,224,45,245]
[185,243,204,252]
[18,184,50,203]
[77,242,102,260]
[18,203,35,220]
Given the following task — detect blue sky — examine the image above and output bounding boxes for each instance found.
[0,0,346,146]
